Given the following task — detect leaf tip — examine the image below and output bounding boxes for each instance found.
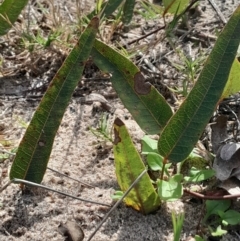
[90,16,100,29]
[113,118,124,145]
[114,117,124,127]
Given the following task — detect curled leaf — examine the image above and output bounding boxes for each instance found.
[213,143,240,181]
[219,178,240,196]
[211,115,228,154]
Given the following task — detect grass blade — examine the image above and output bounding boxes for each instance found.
[122,0,135,25]
[101,0,123,18]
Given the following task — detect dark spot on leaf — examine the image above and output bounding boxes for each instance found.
[125,70,130,75]
[114,117,124,126]
[90,16,99,29]
[134,72,151,95]
[113,127,121,145]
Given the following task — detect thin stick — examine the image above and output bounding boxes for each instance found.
[208,0,227,24]
[184,188,240,200]
[0,151,97,188]
[160,158,168,180]
[0,180,13,193]
[87,169,148,241]
[47,167,96,188]
[0,149,16,156]
[124,0,200,48]
[3,178,111,207]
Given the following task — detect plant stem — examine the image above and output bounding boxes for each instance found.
[184,189,240,200]
[160,158,168,180]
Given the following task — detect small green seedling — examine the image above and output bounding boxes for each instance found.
[89,113,113,142]
[172,211,185,241]
[0,148,17,163]
[21,29,62,52]
[111,190,123,200]
[204,200,240,237]
[169,50,206,96]
[210,225,227,237]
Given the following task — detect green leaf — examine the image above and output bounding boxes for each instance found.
[194,235,206,241]
[157,174,183,201]
[122,0,135,24]
[111,190,124,200]
[141,135,158,154]
[184,167,215,183]
[220,210,240,225]
[204,200,231,222]
[92,39,173,134]
[211,225,227,236]
[158,6,240,163]
[102,0,124,18]
[163,0,189,14]
[0,0,28,36]
[147,152,164,171]
[221,58,240,99]
[113,118,160,214]
[9,17,99,183]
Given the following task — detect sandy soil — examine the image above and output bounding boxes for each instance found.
[0,0,240,240]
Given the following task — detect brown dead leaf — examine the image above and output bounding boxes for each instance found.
[211,115,228,154]
[213,143,240,181]
[218,178,240,196]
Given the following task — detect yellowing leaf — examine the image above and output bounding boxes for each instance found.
[113,118,160,214]
[221,58,240,99]
[163,0,189,14]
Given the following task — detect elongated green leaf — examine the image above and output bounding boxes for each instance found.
[113,118,160,214]
[221,58,240,99]
[163,0,189,14]
[92,39,173,134]
[0,0,28,35]
[10,17,99,183]
[122,0,135,25]
[158,6,240,163]
[102,0,123,18]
